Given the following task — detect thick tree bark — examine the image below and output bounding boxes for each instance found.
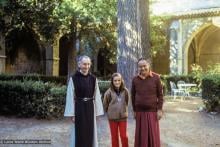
[137,0,150,59]
[117,0,150,89]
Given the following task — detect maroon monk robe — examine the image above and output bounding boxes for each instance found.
[131,71,164,147]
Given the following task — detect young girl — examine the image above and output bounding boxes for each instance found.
[103,73,129,147]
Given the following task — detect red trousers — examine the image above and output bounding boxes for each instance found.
[109,121,128,147]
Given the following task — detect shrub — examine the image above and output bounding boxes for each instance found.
[201,74,220,112]
[190,63,220,112]
[98,80,111,96]
[0,77,112,119]
[0,74,67,85]
[0,80,66,119]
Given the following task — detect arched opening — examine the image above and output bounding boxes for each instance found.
[59,35,69,76]
[97,48,116,78]
[187,25,220,73]
[5,28,42,74]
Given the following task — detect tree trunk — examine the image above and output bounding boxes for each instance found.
[137,0,150,59]
[117,0,150,89]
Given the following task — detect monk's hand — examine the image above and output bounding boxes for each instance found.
[96,116,101,121]
[157,110,163,120]
[133,112,136,119]
[71,116,75,123]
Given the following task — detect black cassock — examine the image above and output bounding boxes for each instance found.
[72,71,96,147]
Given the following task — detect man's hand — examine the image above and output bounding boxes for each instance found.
[71,116,75,123]
[157,110,163,120]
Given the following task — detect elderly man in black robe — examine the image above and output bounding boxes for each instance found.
[64,55,104,147]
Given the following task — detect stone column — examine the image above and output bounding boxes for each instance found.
[53,37,59,76]
[45,37,60,76]
[177,19,184,75]
[169,20,179,75]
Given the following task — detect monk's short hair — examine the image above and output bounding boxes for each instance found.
[77,55,91,64]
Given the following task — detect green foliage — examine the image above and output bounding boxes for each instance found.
[190,64,203,87]
[205,63,220,75]
[0,0,62,42]
[190,63,220,112]
[98,80,110,96]
[202,74,220,112]
[0,0,117,63]
[48,0,117,54]
[0,80,66,119]
[0,0,8,8]
[150,15,169,56]
[0,74,67,85]
[190,63,220,87]
[0,74,112,118]
[149,0,172,56]
[71,0,117,63]
[49,85,66,96]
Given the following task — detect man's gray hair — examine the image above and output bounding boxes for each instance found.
[77,55,91,64]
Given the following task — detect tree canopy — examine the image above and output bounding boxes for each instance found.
[0,0,168,64]
[0,0,116,44]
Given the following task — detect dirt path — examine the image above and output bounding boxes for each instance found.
[0,97,219,147]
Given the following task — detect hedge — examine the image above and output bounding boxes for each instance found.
[0,80,66,119]
[201,74,220,112]
[0,74,67,85]
[98,80,110,95]
[0,78,110,119]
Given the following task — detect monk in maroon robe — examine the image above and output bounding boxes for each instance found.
[131,58,164,147]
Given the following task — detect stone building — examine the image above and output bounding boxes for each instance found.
[153,0,220,74]
[0,28,115,77]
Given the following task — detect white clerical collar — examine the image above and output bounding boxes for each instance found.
[79,70,89,76]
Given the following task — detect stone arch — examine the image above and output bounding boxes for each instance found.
[183,23,212,73]
[183,22,220,74]
[185,24,220,72]
[169,17,220,74]
[5,28,43,74]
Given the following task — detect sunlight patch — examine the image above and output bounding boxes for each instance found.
[176,108,197,112]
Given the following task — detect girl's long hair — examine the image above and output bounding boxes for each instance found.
[110,73,125,92]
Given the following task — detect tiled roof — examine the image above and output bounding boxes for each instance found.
[169,8,220,19]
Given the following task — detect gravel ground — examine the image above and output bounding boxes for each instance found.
[0,97,219,147]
